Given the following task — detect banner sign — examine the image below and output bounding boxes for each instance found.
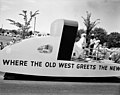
[1,58,120,77]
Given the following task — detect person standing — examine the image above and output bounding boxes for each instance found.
[72,33,86,59]
[89,34,96,57]
[92,37,100,59]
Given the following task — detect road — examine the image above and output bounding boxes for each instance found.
[0,72,120,95]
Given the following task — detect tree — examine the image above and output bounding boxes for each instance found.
[107,32,120,48]
[76,29,86,42]
[82,11,100,46]
[0,28,6,34]
[92,27,108,45]
[7,10,39,39]
[10,29,18,35]
[0,28,3,33]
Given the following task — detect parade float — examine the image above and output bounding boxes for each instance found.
[0,19,120,82]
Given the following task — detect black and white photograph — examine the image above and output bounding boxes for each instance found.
[0,0,120,94]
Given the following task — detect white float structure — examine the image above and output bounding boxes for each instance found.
[0,19,120,79]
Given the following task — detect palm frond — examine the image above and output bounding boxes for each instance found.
[22,10,27,14]
[6,19,15,23]
[19,13,25,17]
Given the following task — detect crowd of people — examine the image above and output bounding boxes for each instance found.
[0,36,22,50]
[72,33,116,62]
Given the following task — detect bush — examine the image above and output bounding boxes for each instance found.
[111,52,120,64]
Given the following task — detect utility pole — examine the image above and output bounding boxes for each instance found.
[34,17,36,33]
[1,24,3,29]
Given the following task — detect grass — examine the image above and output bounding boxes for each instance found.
[0,35,13,44]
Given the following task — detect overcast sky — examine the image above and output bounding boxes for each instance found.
[0,0,120,33]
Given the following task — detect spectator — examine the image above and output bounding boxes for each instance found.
[0,42,4,50]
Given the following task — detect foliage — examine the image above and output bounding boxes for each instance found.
[82,11,100,44]
[76,28,108,45]
[6,10,39,39]
[107,32,120,48]
[0,28,6,34]
[10,30,18,35]
[91,27,108,45]
[111,52,120,64]
[75,29,86,42]
[77,29,86,37]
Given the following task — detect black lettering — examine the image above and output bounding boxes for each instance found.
[116,66,120,71]
[45,62,49,67]
[92,65,96,70]
[59,63,64,68]
[109,66,120,71]
[45,62,56,67]
[10,60,15,65]
[3,59,10,65]
[31,61,34,66]
[110,66,115,71]
[24,61,28,66]
[19,60,24,66]
[3,59,28,66]
[76,64,96,70]
[15,60,19,66]
[76,64,83,69]
[99,65,107,70]
[59,63,74,68]
[31,61,42,67]
[52,62,56,67]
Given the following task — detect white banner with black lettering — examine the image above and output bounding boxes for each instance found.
[1,59,120,77]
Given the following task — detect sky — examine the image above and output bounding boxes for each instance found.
[0,0,120,34]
